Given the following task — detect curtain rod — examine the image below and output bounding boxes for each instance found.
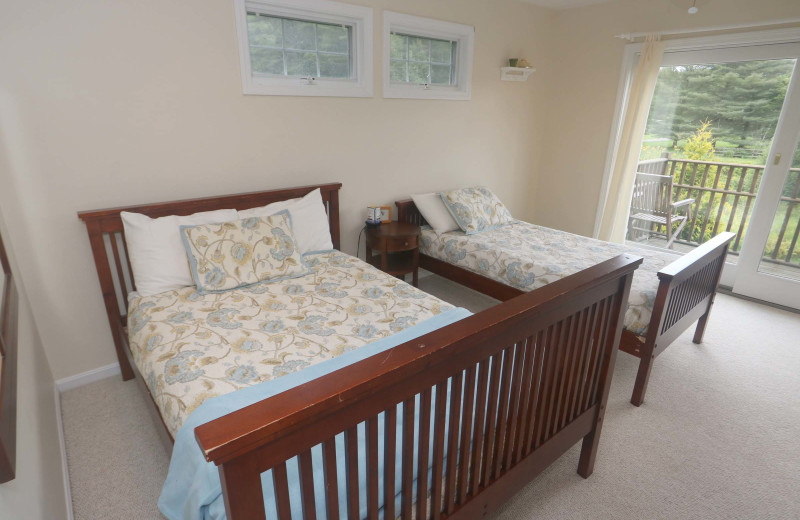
[615,17,800,42]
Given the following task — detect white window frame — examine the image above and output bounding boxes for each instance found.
[234,0,373,97]
[383,11,474,101]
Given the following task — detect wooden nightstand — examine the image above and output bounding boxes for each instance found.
[365,221,421,287]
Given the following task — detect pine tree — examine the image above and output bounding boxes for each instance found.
[644,60,794,154]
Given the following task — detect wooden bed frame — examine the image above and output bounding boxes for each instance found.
[396,199,735,407]
[79,183,642,519]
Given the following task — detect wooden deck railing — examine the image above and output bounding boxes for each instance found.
[634,157,800,268]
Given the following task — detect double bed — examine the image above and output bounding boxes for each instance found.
[79,183,641,520]
[396,197,734,406]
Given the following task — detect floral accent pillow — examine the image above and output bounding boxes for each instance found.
[440,187,514,234]
[180,211,312,294]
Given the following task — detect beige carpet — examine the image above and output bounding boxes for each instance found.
[61,275,800,519]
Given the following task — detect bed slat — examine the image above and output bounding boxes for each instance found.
[366,416,379,519]
[458,364,476,501]
[481,352,502,486]
[469,361,489,495]
[401,397,415,520]
[298,450,316,520]
[273,462,292,520]
[430,381,448,520]
[322,439,339,520]
[416,389,432,520]
[444,371,462,513]
[383,406,397,520]
[344,426,359,520]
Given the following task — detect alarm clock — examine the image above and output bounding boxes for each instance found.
[366,206,382,227]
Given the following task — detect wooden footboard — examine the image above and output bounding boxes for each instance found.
[195,254,641,519]
[396,199,734,406]
[628,231,734,405]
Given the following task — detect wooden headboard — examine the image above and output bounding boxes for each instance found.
[78,182,342,381]
[395,199,428,227]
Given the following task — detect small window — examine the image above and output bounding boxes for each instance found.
[390,33,456,86]
[247,14,353,79]
[235,0,373,97]
[383,12,474,100]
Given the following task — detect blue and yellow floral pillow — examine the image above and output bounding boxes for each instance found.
[180,211,312,294]
[440,187,514,235]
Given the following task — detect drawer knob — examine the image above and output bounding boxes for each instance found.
[404,241,408,246]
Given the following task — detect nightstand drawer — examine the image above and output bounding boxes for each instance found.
[385,235,418,251]
[366,233,418,252]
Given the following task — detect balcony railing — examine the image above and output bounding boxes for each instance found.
[634,157,800,268]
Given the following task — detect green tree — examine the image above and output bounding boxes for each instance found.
[645,60,794,153]
[681,120,716,160]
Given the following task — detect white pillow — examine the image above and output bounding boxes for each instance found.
[121,208,238,297]
[411,192,460,234]
[237,188,333,254]
[237,197,299,219]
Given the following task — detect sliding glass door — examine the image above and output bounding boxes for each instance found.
[627,38,800,308]
[733,63,800,308]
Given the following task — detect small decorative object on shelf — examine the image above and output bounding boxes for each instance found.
[365,221,420,286]
[508,58,519,67]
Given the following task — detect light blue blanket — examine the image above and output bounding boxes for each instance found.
[159,307,472,520]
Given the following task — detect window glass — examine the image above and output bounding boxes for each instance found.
[246,13,352,79]
[389,32,455,85]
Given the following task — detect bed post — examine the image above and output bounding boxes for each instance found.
[327,188,341,250]
[84,220,135,381]
[630,282,668,407]
[578,271,635,477]
[691,240,730,344]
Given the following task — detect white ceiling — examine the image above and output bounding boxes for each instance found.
[519,0,618,10]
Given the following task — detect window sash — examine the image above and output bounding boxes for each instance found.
[247,12,354,80]
[389,32,457,85]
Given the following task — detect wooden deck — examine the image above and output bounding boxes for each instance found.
[629,236,800,281]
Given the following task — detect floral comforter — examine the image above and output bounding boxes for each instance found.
[420,221,680,337]
[127,251,453,437]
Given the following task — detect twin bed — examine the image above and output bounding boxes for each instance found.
[76,182,726,520]
[396,199,734,406]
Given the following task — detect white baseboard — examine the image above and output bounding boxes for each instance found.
[54,387,75,520]
[55,363,121,393]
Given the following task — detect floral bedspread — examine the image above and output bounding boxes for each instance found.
[420,221,680,337]
[127,251,453,437]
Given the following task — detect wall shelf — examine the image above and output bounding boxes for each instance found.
[501,67,535,82]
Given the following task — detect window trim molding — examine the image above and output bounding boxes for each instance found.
[382,11,474,101]
[234,0,373,97]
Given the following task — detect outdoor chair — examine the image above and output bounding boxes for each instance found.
[628,172,695,248]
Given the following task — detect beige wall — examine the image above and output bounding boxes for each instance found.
[0,209,68,520]
[5,0,799,382]
[0,0,554,379]
[534,0,800,237]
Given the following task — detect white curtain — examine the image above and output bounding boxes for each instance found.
[597,34,665,242]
